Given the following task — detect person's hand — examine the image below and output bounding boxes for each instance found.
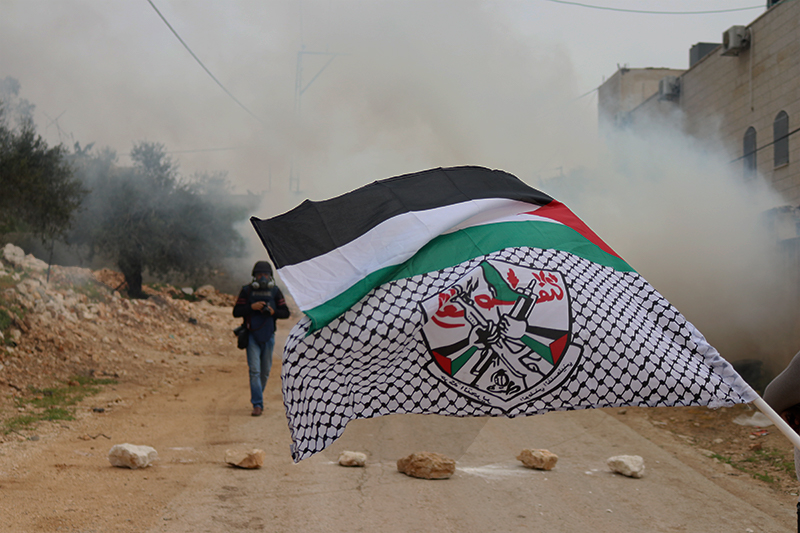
[499,316,526,340]
[266,305,275,315]
[251,301,266,311]
[782,405,800,434]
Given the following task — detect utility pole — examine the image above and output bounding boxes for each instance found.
[44,111,72,146]
[290,47,346,193]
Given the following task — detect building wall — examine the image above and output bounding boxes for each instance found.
[600,2,800,204]
[621,91,683,131]
[597,67,685,130]
[680,1,800,203]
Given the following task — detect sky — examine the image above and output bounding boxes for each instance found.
[0,0,765,208]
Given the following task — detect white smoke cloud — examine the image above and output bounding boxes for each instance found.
[543,116,797,372]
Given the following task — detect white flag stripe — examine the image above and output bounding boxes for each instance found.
[277,199,558,311]
[442,209,562,234]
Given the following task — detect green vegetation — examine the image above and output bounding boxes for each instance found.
[2,80,250,296]
[0,276,26,346]
[4,414,39,434]
[710,453,735,466]
[2,376,117,434]
[68,142,248,298]
[710,450,792,484]
[752,472,776,484]
[0,78,86,240]
[66,279,109,303]
[742,448,796,475]
[0,272,16,290]
[0,307,12,331]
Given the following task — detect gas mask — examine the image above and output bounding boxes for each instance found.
[251,276,275,291]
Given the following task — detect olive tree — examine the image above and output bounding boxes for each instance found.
[0,104,85,241]
[70,141,246,297]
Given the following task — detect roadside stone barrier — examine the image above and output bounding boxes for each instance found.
[397,451,455,479]
[516,448,558,470]
[225,449,265,469]
[338,451,367,466]
[108,443,158,469]
[607,454,645,478]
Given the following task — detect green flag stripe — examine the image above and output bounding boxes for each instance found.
[520,335,554,365]
[452,346,479,376]
[305,220,634,332]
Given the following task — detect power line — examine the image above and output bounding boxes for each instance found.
[730,125,800,163]
[544,0,763,15]
[144,0,265,126]
[570,86,598,102]
[166,146,254,154]
[119,145,253,158]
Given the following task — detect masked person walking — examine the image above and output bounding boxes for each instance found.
[233,261,290,416]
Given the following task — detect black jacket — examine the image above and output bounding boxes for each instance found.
[233,284,290,342]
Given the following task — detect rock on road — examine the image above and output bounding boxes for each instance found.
[0,306,794,532]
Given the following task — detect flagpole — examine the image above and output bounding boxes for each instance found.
[752,396,800,450]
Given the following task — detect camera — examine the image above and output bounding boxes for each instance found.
[250,286,276,313]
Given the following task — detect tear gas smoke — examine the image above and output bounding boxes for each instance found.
[2,2,795,374]
[544,117,798,376]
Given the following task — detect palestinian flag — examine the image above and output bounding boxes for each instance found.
[251,166,756,462]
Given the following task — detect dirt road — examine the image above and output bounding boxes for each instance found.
[0,304,796,532]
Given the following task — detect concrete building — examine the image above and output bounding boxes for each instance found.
[597,67,685,130]
[599,0,800,205]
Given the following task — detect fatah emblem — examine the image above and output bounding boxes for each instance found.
[420,259,583,411]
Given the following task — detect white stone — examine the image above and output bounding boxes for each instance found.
[2,243,25,267]
[195,285,216,298]
[22,255,48,272]
[181,287,194,295]
[108,443,158,469]
[338,451,367,467]
[607,455,645,478]
[16,279,35,296]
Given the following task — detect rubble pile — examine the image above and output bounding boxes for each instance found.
[0,243,239,413]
